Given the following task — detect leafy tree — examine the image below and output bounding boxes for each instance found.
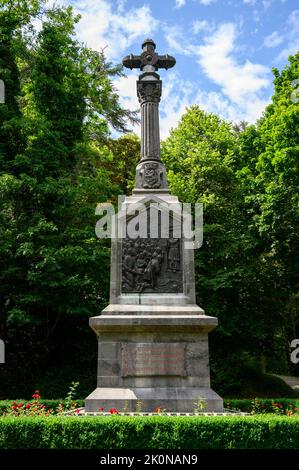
[106,133,140,194]
[0,3,138,395]
[161,104,294,393]
[237,53,299,372]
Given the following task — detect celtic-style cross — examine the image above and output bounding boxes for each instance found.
[123,39,176,191]
[123,38,176,72]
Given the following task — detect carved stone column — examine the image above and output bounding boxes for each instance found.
[135,75,168,191]
[137,78,161,161]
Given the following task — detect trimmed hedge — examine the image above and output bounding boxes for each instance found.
[0,415,299,449]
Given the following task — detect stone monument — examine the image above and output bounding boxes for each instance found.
[85,39,223,412]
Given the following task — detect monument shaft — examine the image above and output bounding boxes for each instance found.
[140,99,160,160]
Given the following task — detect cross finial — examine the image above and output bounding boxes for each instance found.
[122,39,176,72]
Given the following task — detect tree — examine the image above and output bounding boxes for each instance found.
[106,133,140,194]
[238,53,299,373]
[161,104,293,393]
[0,4,138,396]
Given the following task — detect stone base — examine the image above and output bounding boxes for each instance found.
[85,305,223,413]
[85,387,223,413]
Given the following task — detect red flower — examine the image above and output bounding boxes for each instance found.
[294,408,298,412]
[11,405,17,410]
[17,403,23,408]
[75,409,80,414]
[41,405,46,409]
[99,407,105,412]
[25,404,31,409]
[109,408,119,414]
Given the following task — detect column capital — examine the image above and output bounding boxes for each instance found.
[137,80,162,105]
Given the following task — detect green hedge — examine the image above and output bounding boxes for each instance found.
[0,415,299,449]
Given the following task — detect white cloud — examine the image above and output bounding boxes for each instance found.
[288,9,299,34]
[276,10,299,62]
[198,0,217,5]
[114,71,139,113]
[175,0,186,8]
[264,31,284,48]
[71,0,159,60]
[192,23,270,122]
[192,20,213,34]
[243,0,256,5]
[164,25,194,56]
[159,73,195,139]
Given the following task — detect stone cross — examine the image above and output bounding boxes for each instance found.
[123,39,176,191]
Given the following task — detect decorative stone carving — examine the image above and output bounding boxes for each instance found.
[123,39,176,190]
[135,160,168,190]
[122,237,182,294]
[137,80,162,104]
[140,162,161,189]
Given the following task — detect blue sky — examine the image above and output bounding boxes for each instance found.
[53,0,299,138]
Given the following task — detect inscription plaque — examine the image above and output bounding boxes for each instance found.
[122,343,186,376]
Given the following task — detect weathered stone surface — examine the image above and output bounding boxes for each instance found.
[85,312,223,411]
[85,387,223,413]
[121,343,186,377]
[110,194,196,305]
[85,39,223,412]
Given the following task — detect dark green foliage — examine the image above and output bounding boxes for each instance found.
[211,364,299,398]
[0,415,299,449]
[0,2,136,397]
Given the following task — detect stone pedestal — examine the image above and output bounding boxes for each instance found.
[85,305,222,412]
[85,192,223,413]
